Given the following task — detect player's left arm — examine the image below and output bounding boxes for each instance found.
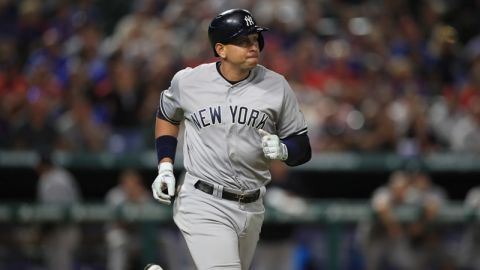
[259,77,311,166]
[277,78,311,166]
[259,128,311,166]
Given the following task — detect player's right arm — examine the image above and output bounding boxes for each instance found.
[152,69,188,205]
[152,117,179,205]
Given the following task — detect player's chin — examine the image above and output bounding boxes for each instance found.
[244,57,259,67]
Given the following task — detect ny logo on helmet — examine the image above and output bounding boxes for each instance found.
[244,15,254,26]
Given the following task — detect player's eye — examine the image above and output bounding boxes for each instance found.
[230,35,259,47]
[230,36,251,47]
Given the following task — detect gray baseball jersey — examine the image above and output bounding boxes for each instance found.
[159,62,308,190]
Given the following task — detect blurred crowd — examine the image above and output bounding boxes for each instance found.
[1,0,480,155]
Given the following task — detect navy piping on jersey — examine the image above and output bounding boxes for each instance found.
[158,91,181,125]
[280,127,308,140]
[216,61,250,85]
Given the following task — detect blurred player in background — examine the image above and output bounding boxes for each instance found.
[105,168,158,270]
[407,170,452,269]
[36,152,81,270]
[356,171,416,270]
[357,169,452,270]
[253,161,304,270]
[460,185,480,270]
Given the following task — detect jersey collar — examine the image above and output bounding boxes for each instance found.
[215,61,256,86]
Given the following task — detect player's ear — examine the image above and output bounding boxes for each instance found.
[215,43,226,59]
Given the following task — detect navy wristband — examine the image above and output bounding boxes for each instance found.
[155,135,178,163]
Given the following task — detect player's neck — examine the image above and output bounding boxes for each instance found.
[218,61,251,83]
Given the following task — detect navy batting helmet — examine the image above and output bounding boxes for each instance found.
[208,9,268,56]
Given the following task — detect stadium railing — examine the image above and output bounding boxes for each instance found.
[2,150,480,172]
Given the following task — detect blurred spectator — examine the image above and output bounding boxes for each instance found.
[0,40,28,147]
[11,95,59,152]
[55,95,108,152]
[104,0,163,63]
[0,0,18,40]
[390,91,437,156]
[16,0,48,65]
[450,96,480,152]
[354,94,398,152]
[105,168,155,270]
[428,89,466,150]
[65,22,108,97]
[25,27,70,90]
[36,151,82,270]
[454,56,480,152]
[47,0,101,40]
[460,186,480,270]
[427,56,480,153]
[104,58,144,128]
[103,58,146,153]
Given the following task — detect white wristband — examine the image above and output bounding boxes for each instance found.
[158,162,173,172]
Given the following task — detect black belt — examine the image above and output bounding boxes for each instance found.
[194,180,260,203]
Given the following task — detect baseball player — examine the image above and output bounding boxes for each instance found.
[148,9,311,270]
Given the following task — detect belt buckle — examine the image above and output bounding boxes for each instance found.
[238,192,246,203]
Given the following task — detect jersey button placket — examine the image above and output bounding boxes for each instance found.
[226,86,240,186]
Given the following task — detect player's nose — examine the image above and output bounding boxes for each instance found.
[246,36,259,50]
[248,42,259,54]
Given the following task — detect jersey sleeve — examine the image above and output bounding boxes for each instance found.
[276,77,308,139]
[158,68,190,125]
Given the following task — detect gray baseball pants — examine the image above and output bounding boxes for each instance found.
[173,172,265,270]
